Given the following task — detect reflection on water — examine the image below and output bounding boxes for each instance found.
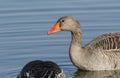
[75,70,120,78]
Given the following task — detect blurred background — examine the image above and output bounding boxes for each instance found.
[0,0,120,78]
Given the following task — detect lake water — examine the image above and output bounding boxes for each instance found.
[0,0,120,78]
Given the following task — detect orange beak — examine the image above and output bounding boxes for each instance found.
[48,22,61,34]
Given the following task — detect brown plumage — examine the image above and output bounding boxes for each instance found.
[48,16,120,70]
[87,32,120,51]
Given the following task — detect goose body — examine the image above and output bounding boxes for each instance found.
[48,16,120,70]
[17,60,66,78]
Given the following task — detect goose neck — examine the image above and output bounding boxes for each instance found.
[71,29,82,47]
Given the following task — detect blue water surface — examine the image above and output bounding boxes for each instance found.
[0,0,120,78]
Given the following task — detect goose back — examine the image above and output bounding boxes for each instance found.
[86,32,120,51]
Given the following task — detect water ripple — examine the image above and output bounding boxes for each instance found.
[0,0,120,78]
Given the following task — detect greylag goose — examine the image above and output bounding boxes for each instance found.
[17,60,66,78]
[48,16,120,70]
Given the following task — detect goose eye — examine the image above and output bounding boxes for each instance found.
[61,20,64,22]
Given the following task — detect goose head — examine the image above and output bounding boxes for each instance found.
[48,16,81,34]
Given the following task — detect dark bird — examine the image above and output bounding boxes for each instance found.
[17,60,66,78]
